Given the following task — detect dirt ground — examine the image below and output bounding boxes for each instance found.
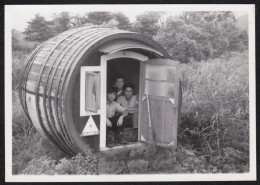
[97,144,188,174]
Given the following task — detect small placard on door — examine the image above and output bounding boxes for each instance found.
[80,116,100,136]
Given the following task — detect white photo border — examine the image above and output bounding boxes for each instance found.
[5,4,256,182]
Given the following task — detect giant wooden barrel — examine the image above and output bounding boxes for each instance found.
[19,26,182,156]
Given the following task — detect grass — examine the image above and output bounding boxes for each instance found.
[12,46,249,174]
[97,51,249,174]
[178,51,249,172]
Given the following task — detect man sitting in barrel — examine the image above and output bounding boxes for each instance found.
[117,83,139,142]
[114,74,125,99]
[106,86,128,144]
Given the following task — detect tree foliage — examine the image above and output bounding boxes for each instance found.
[113,12,132,30]
[70,14,89,28]
[50,12,72,35]
[24,14,54,42]
[154,11,247,63]
[22,11,248,63]
[132,12,161,38]
[86,12,113,25]
[12,29,38,52]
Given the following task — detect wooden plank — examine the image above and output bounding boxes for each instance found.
[51,99,61,133]
[161,101,165,142]
[34,56,46,63]
[40,48,51,51]
[140,99,149,141]
[72,75,80,132]
[145,59,179,66]
[142,94,169,101]
[144,78,174,83]
[163,101,177,146]
[25,93,47,138]
[26,81,37,92]
[26,81,56,97]
[38,50,50,56]
[154,141,176,148]
[174,65,181,113]
[178,80,182,115]
[139,61,146,141]
[60,39,70,45]
[38,97,51,132]
[149,98,164,143]
[49,50,61,59]
[30,63,43,73]
[145,64,176,82]
[144,80,175,97]
[100,142,145,152]
[27,72,60,84]
[36,54,46,58]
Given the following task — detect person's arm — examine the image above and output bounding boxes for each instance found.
[116,103,128,126]
[127,107,138,113]
[126,96,138,113]
[121,109,128,117]
[106,118,112,127]
[116,96,122,104]
[135,95,139,107]
[117,110,128,126]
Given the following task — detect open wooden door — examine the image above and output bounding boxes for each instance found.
[79,66,104,150]
[139,59,181,148]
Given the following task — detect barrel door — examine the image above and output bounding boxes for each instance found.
[139,59,181,148]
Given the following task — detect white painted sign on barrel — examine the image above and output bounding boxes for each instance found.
[80,116,99,136]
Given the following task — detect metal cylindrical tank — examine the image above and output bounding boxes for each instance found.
[19,26,181,155]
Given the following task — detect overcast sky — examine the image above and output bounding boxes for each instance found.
[7,5,249,32]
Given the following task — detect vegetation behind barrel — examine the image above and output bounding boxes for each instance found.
[12,11,249,174]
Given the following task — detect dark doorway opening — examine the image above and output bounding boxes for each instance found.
[106,58,140,147]
[107,58,140,92]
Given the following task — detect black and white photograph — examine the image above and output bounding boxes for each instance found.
[5,4,256,182]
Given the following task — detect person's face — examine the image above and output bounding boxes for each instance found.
[125,87,133,98]
[107,92,116,101]
[115,78,124,90]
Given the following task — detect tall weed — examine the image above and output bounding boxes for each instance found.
[179,51,249,172]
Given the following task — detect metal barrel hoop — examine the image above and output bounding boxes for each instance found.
[42,29,95,154]
[53,28,109,153]
[56,28,114,153]
[34,28,88,155]
[38,27,90,154]
[44,28,104,154]
[60,30,138,153]
[19,44,45,120]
